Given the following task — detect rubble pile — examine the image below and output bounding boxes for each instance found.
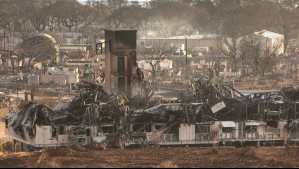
[4,79,299,149]
[3,80,130,148]
[280,87,299,102]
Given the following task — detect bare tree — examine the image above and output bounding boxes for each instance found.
[101,0,128,29]
[203,49,221,80]
[0,0,32,31]
[139,41,166,83]
[49,1,86,32]
[27,2,49,32]
[149,1,196,37]
[192,0,217,34]
[45,4,61,32]
[276,6,298,54]
[101,2,149,30]
[217,36,241,73]
[240,35,281,77]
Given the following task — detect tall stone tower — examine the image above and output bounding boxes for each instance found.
[104,30,139,97]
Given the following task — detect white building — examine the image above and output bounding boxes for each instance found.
[252,30,284,56]
[137,59,173,80]
[220,30,284,76]
[138,59,173,71]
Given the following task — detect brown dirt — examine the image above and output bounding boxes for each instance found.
[234,79,293,91]
[0,147,298,168]
[0,108,7,140]
[0,108,9,117]
[0,122,4,139]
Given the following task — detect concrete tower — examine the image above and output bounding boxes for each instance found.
[104,30,139,97]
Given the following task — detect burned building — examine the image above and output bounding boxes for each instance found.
[104,30,139,98]
[4,29,299,150]
[4,79,299,149]
[2,30,149,149]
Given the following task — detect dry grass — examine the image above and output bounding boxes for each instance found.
[0,109,9,117]
[48,159,62,168]
[36,150,47,168]
[0,142,5,153]
[156,160,178,168]
[0,122,5,139]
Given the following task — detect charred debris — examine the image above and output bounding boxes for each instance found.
[3,29,299,149]
[3,79,299,148]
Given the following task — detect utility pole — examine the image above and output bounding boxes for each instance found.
[185,37,188,79]
[146,19,148,41]
[3,30,6,68]
[145,0,148,41]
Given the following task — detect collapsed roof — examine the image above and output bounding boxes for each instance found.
[280,87,299,102]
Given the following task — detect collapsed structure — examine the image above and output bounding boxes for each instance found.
[4,79,299,148]
[3,30,299,149]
